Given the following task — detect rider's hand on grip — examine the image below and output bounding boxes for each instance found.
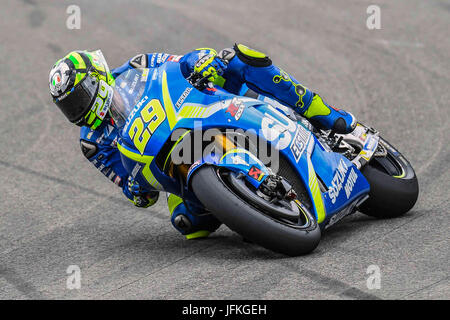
[127,177,159,208]
[193,51,227,84]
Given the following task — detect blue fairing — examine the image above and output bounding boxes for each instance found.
[115,62,370,226]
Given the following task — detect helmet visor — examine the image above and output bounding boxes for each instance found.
[54,74,99,124]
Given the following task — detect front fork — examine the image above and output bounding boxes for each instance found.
[185,133,271,189]
[163,131,272,190]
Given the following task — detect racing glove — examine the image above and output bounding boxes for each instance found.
[126,177,159,208]
[193,48,227,84]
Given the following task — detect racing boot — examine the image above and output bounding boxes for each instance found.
[301,94,356,134]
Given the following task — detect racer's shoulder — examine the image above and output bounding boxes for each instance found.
[128,52,184,68]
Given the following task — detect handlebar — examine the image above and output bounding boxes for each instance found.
[186,72,212,90]
[187,65,225,91]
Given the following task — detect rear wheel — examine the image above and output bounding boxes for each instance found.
[191,166,321,256]
[360,138,419,218]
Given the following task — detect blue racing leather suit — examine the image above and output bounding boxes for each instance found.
[79,44,355,238]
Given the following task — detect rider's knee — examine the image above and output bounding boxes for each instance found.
[170,207,221,236]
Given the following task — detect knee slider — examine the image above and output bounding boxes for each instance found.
[173,214,193,233]
[234,43,272,67]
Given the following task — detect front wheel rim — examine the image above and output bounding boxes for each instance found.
[217,168,316,230]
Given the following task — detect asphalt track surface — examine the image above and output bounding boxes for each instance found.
[0,0,448,300]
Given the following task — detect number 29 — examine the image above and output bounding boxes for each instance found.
[128,99,166,154]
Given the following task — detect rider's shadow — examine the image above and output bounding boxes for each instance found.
[114,208,419,261]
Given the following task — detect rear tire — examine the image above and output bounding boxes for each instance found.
[360,138,419,218]
[191,166,321,256]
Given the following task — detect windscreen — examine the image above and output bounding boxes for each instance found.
[109,68,150,128]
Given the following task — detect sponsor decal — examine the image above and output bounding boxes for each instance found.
[364,137,377,152]
[148,53,170,67]
[290,126,310,162]
[360,133,367,142]
[98,94,110,118]
[124,95,149,130]
[167,55,183,62]
[150,54,156,67]
[344,168,358,199]
[128,73,140,94]
[175,87,193,109]
[91,55,103,70]
[131,163,142,178]
[248,165,264,181]
[328,159,349,204]
[141,69,149,82]
[130,54,147,68]
[94,81,113,119]
[225,98,245,120]
[360,150,371,161]
[150,53,170,67]
[218,48,235,61]
[157,53,169,64]
[52,73,62,88]
[195,52,212,68]
[49,62,71,96]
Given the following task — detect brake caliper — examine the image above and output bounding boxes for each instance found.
[258,175,297,201]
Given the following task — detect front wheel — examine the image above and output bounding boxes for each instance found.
[360,138,419,218]
[191,166,321,256]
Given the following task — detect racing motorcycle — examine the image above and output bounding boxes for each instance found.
[109,62,419,256]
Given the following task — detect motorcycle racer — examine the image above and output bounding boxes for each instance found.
[48,45,356,239]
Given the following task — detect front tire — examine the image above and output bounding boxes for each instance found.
[191,166,321,256]
[360,138,419,218]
